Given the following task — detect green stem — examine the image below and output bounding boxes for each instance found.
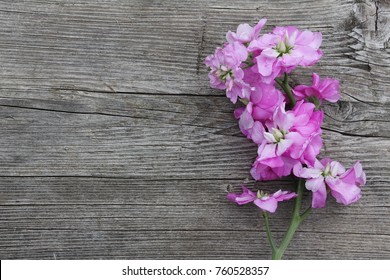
[272,178,307,260]
[275,73,296,106]
[300,206,312,221]
[262,212,277,255]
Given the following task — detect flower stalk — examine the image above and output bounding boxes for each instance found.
[275,73,296,106]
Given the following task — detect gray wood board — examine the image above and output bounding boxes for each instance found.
[0,0,389,259]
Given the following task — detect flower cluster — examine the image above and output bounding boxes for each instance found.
[205,19,366,213]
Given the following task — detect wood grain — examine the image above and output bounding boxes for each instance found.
[0,0,389,259]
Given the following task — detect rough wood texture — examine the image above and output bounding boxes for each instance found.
[0,0,389,259]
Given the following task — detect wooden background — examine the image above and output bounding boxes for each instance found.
[0,0,389,259]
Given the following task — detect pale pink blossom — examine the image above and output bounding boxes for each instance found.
[234,83,285,143]
[289,101,323,166]
[249,26,323,83]
[294,159,366,208]
[227,186,297,213]
[250,101,323,180]
[205,42,250,103]
[293,73,340,103]
[226,18,267,44]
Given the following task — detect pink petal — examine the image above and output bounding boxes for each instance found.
[226,31,237,44]
[255,54,277,77]
[263,132,276,143]
[258,143,277,161]
[251,18,267,39]
[276,138,293,155]
[261,156,285,168]
[234,107,245,119]
[250,121,265,144]
[273,156,297,177]
[236,23,253,42]
[326,178,362,205]
[227,186,256,205]
[340,161,366,186]
[294,164,322,179]
[238,107,254,131]
[311,182,327,208]
[305,176,326,192]
[330,161,346,177]
[272,190,297,201]
[273,103,295,131]
[250,162,279,181]
[253,197,278,213]
[292,46,322,66]
[312,73,320,87]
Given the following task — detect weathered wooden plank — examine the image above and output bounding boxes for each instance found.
[0,105,388,178]
[0,228,389,259]
[0,0,388,102]
[0,90,389,137]
[0,177,386,206]
[1,199,389,233]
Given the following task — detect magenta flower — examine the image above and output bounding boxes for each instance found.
[249,101,323,181]
[293,73,340,103]
[234,83,285,143]
[250,156,298,181]
[235,104,265,144]
[248,106,299,179]
[205,42,250,103]
[250,83,286,121]
[227,186,297,213]
[248,26,323,83]
[226,18,267,44]
[294,159,366,208]
[289,101,324,166]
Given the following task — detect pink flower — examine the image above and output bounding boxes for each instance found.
[250,101,323,181]
[289,101,324,166]
[294,159,366,208]
[250,156,297,181]
[234,83,285,143]
[293,73,340,103]
[205,42,250,103]
[250,83,286,121]
[235,104,265,144]
[227,186,297,213]
[226,18,267,44]
[249,26,323,83]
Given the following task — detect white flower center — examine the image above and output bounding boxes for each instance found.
[272,127,287,143]
[257,190,269,200]
[322,164,331,177]
[216,66,233,81]
[275,37,293,56]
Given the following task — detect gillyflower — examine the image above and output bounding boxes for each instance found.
[249,101,323,180]
[248,26,323,83]
[249,103,299,180]
[234,103,265,145]
[289,100,323,166]
[294,159,366,208]
[293,73,340,104]
[226,18,267,44]
[205,42,250,103]
[250,156,297,181]
[234,83,285,143]
[227,186,297,213]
